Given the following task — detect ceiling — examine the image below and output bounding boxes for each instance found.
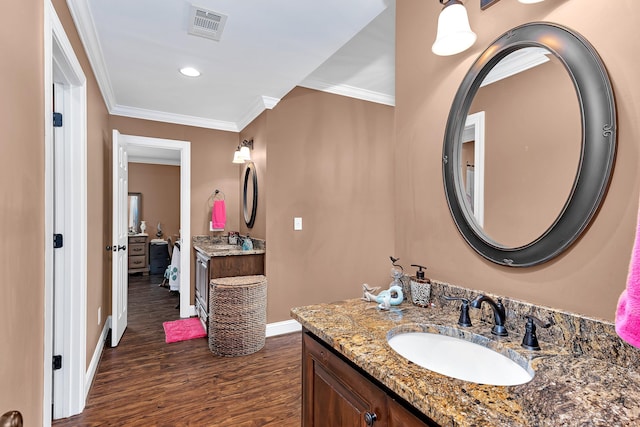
[66,0,396,133]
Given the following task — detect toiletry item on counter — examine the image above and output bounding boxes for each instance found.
[228,231,239,245]
[241,235,253,251]
[410,264,431,307]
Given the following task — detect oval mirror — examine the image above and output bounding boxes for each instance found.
[243,162,258,228]
[442,22,616,267]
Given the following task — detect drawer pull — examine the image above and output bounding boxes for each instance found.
[364,412,377,426]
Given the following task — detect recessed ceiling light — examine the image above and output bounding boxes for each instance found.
[180,67,201,77]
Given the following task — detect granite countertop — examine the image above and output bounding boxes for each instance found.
[291,297,640,426]
[193,235,265,257]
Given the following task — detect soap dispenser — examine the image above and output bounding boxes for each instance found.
[410,264,431,307]
[241,235,253,251]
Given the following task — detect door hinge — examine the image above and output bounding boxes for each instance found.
[53,112,63,127]
[52,355,62,370]
[53,234,63,248]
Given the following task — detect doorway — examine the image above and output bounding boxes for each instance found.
[462,111,485,227]
[117,133,193,320]
[45,1,88,424]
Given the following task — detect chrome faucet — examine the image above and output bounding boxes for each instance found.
[470,294,508,336]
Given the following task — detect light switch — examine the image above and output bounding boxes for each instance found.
[294,217,303,230]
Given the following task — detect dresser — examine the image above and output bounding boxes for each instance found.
[128,234,149,275]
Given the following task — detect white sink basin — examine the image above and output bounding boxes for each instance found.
[387,330,533,386]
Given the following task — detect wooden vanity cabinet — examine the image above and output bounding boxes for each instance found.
[302,330,436,427]
[128,235,149,275]
[194,249,265,333]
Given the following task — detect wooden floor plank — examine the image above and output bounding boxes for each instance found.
[53,274,301,426]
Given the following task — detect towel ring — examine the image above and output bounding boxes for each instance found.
[210,189,225,202]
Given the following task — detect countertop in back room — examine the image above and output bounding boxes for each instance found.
[192,235,265,257]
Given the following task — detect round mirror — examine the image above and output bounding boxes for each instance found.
[442,22,616,267]
[243,162,258,228]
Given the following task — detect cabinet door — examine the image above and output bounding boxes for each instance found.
[303,332,387,427]
[388,398,433,427]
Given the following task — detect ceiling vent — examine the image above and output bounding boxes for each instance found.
[188,5,228,41]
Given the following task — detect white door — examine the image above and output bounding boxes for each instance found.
[111,129,129,346]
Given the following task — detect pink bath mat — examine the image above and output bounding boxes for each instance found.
[163,317,206,343]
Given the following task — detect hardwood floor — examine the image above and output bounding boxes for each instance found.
[53,274,302,427]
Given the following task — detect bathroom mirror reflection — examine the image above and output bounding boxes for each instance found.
[243,162,258,228]
[442,22,616,267]
[463,48,581,248]
[128,192,142,234]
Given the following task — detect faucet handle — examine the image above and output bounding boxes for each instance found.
[521,315,553,351]
[443,295,472,327]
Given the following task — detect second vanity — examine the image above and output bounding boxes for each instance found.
[193,236,265,332]
[291,280,640,426]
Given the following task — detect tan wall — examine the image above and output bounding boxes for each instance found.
[239,112,267,240]
[0,1,45,423]
[129,163,181,240]
[396,0,640,320]
[0,0,110,422]
[265,87,396,322]
[109,116,240,302]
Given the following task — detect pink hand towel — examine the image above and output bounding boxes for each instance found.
[212,200,226,230]
[616,203,640,348]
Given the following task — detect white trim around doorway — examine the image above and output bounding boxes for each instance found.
[120,134,193,318]
[44,0,88,424]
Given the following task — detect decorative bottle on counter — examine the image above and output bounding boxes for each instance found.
[140,220,147,234]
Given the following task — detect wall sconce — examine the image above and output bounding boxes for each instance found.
[232,139,253,164]
[432,0,477,56]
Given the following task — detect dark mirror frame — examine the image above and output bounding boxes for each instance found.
[442,22,616,267]
[243,161,258,228]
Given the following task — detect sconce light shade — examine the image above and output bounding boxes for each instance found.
[239,146,252,162]
[232,139,254,164]
[432,0,477,56]
[232,150,245,164]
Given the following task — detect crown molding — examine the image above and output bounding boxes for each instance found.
[65,0,116,110]
[261,96,281,109]
[110,104,239,132]
[300,79,395,106]
[481,47,550,87]
[235,97,268,131]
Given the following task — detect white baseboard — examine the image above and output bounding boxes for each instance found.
[85,316,111,399]
[266,319,301,337]
[188,304,197,317]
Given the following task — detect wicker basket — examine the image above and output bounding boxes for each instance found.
[208,275,267,357]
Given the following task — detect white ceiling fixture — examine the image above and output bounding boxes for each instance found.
[65,0,396,132]
[179,67,201,77]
